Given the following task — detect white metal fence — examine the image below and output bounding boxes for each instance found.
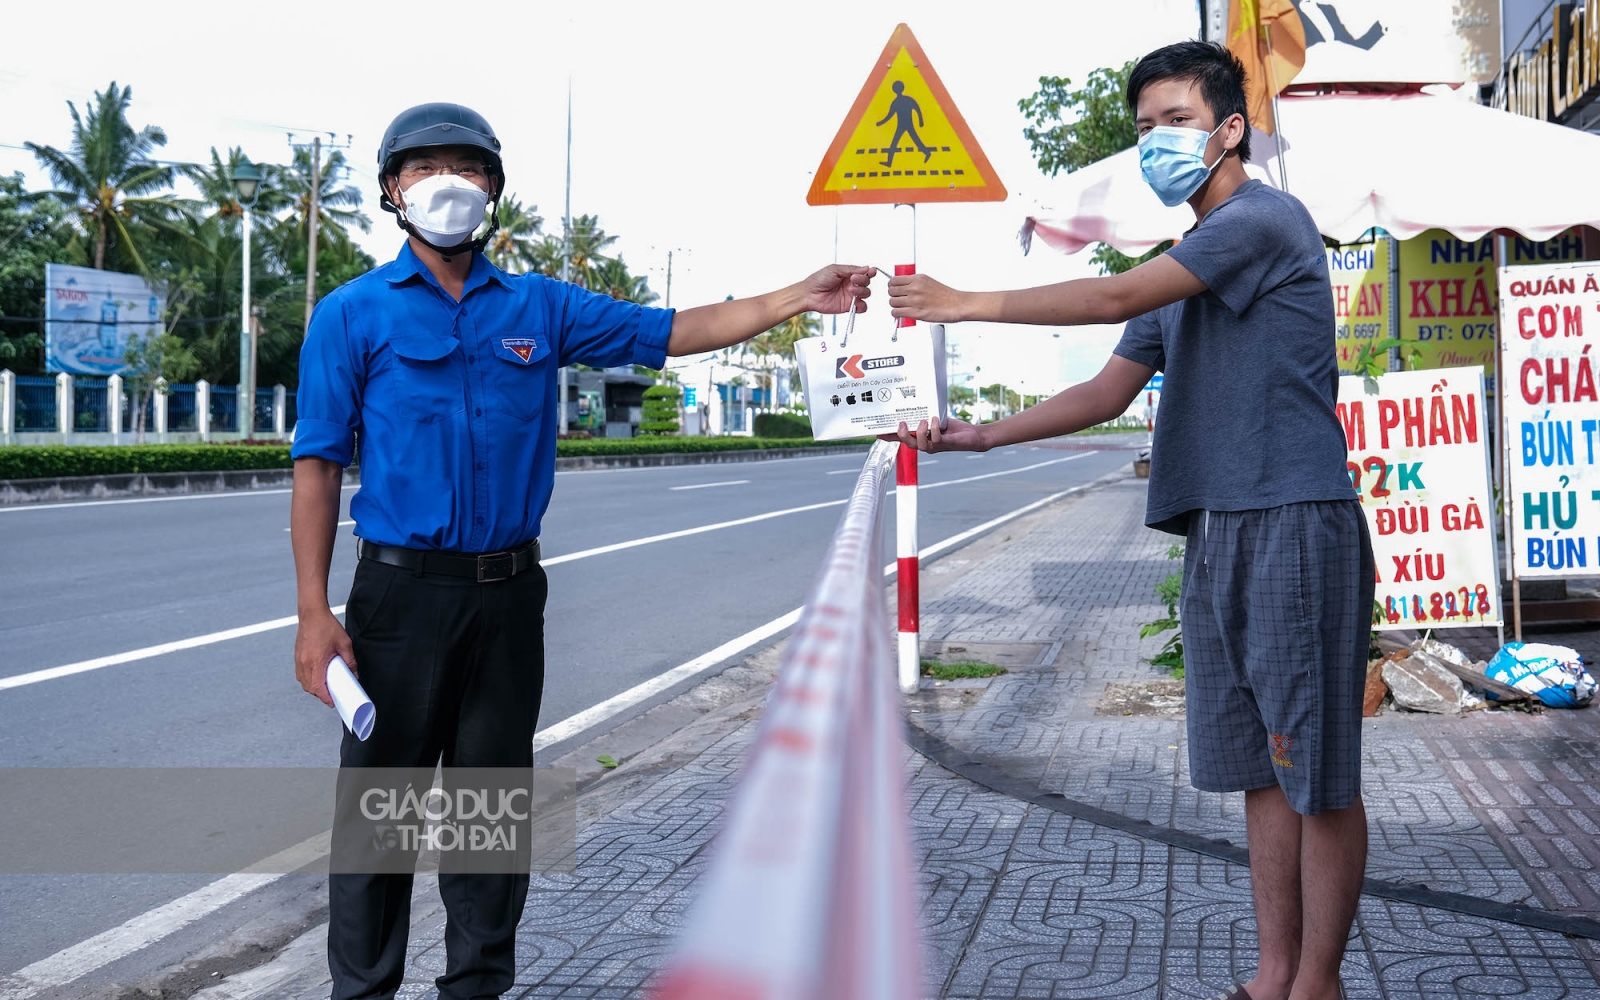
[0,370,291,445]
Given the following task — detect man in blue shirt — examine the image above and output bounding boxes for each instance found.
[288,103,873,1000]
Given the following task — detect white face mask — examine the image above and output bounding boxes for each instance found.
[399,174,489,247]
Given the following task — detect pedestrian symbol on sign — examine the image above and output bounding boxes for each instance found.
[876,82,933,168]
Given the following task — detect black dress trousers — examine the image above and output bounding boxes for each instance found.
[327,557,548,1000]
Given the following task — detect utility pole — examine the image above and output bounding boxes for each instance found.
[664,250,674,309]
[559,79,573,434]
[304,136,321,332]
[288,131,351,329]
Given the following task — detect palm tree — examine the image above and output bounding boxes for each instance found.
[183,146,293,223]
[565,214,618,289]
[593,256,658,305]
[27,82,187,273]
[279,146,369,242]
[751,312,818,396]
[486,194,543,273]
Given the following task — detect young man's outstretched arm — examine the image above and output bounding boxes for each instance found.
[887,253,1206,328]
[888,354,1154,453]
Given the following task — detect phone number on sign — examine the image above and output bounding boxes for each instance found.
[1377,585,1493,625]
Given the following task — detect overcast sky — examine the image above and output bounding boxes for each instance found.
[1,0,1200,391]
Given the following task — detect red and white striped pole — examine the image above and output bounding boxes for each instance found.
[895,263,920,695]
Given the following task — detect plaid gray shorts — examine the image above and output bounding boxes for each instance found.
[1181,500,1375,815]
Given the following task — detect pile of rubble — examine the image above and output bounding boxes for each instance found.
[1366,637,1593,716]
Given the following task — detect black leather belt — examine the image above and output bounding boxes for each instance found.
[358,539,541,583]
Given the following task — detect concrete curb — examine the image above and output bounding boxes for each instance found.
[0,445,873,505]
[0,468,360,506]
[552,443,871,471]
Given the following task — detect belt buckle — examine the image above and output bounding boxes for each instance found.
[476,551,514,583]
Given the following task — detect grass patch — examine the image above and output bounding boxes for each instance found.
[920,659,1007,681]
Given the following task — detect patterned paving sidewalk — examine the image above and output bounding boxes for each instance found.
[280,474,1600,999]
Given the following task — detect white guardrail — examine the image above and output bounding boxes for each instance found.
[652,439,924,1000]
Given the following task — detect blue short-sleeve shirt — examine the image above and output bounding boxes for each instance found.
[291,243,674,552]
[1113,180,1356,535]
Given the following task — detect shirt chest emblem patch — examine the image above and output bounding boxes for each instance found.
[501,338,538,363]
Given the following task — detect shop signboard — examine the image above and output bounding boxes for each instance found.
[1337,368,1501,629]
[1326,240,1391,375]
[1497,260,1600,578]
[1290,0,1500,87]
[1398,228,1585,391]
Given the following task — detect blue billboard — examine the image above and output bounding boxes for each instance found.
[45,263,164,375]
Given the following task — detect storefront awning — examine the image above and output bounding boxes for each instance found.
[1022,89,1600,255]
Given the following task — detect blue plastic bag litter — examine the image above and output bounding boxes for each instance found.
[1485,642,1596,708]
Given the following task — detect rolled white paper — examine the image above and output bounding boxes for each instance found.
[326,656,375,741]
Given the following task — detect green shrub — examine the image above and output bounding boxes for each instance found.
[639,384,682,436]
[752,412,812,439]
[0,437,876,479]
[1138,544,1186,678]
[0,444,296,480]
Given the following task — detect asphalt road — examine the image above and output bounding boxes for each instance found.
[0,437,1136,986]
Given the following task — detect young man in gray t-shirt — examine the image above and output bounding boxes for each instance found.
[888,41,1372,1000]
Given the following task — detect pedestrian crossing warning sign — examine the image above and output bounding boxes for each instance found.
[806,24,1006,206]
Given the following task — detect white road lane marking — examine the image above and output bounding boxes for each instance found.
[1,451,1100,691]
[825,468,857,475]
[919,452,1091,491]
[531,608,803,752]
[0,485,358,515]
[0,831,329,1000]
[0,610,343,692]
[539,497,850,567]
[0,476,1104,997]
[282,520,355,532]
[668,480,750,492]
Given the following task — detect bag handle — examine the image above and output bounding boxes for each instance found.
[839,265,901,349]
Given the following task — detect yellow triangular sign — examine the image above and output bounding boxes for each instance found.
[807,24,1006,206]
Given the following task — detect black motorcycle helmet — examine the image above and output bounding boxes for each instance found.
[377,103,505,259]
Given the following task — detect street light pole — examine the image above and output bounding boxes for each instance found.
[231,156,262,440]
[558,78,573,435]
[241,204,253,437]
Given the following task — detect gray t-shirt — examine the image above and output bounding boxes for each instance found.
[1113,179,1356,535]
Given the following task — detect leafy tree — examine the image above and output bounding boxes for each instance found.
[1018,63,1172,275]
[981,383,1021,415]
[27,82,190,274]
[486,194,543,274]
[948,384,977,408]
[0,173,73,370]
[122,331,199,442]
[750,312,817,392]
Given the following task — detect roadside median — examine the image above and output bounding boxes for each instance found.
[0,438,874,505]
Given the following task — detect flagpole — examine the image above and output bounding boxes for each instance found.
[1263,26,1290,191]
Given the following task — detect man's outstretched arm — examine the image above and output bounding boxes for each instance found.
[888,355,1154,453]
[666,265,873,357]
[888,253,1206,328]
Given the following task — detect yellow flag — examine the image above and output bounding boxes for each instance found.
[1228,0,1306,135]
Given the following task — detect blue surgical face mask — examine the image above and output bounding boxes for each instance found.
[1138,120,1229,207]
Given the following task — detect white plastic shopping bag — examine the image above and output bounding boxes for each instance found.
[794,305,948,442]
